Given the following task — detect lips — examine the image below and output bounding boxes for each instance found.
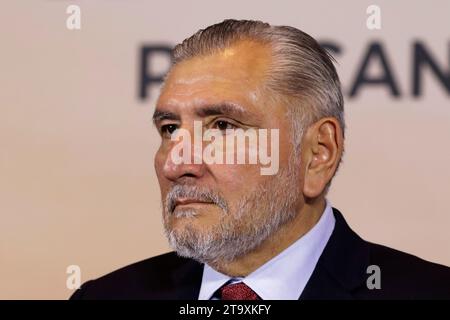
[175,198,213,207]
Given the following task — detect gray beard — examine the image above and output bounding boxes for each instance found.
[162,158,300,266]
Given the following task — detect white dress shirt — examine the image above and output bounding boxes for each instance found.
[198,200,336,300]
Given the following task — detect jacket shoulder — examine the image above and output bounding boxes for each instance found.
[69,252,198,300]
[362,242,450,299]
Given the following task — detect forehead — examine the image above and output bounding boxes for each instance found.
[156,40,273,112]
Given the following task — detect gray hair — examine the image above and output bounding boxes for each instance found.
[171,19,345,181]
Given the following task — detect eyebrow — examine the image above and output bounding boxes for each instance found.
[153,102,252,125]
[195,102,248,119]
[152,110,181,124]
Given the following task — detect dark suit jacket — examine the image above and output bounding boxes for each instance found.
[70,208,450,300]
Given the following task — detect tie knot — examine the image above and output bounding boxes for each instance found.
[220,282,261,300]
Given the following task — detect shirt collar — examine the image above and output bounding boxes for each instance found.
[198,200,336,300]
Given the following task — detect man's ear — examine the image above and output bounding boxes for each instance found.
[302,117,344,198]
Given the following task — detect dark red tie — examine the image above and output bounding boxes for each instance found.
[220,282,261,300]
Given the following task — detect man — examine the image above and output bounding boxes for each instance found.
[70,19,450,300]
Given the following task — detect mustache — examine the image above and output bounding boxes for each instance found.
[165,184,229,214]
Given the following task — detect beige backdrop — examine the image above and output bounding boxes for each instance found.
[1,0,449,299]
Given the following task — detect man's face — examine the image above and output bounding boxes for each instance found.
[154,40,304,264]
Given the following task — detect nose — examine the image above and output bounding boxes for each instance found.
[161,128,207,182]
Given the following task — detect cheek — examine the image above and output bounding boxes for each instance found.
[154,151,162,175]
[276,121,294,163]
[154,148,167,185]
[209,163,265,198]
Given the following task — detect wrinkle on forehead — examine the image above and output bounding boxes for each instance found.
[161,97,214,109]
[158,86,262,111]
[170,74,229,86]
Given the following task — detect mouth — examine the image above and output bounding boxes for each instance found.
[174,198,213,208]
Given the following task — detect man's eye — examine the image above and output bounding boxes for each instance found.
[160,124,178,137]
[213,120,236,132]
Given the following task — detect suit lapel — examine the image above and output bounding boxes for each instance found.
[300,208,371,300]
[171,257,204,299]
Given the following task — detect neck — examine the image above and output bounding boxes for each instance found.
[209,197,326,277]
